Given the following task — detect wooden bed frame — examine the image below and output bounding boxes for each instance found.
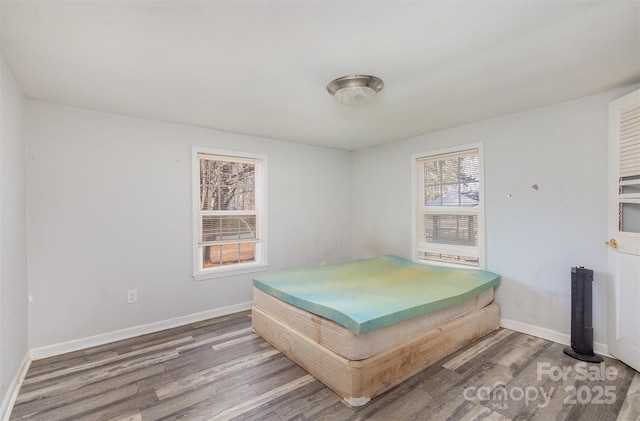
[252,292,499,406]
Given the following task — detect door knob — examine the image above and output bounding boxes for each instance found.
[605,238,618,249]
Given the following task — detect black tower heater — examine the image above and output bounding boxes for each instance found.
[563,267,603,363]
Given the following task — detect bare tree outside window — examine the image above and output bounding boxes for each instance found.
[199,156,258,267]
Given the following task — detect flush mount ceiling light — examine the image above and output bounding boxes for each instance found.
[326,75,384,106]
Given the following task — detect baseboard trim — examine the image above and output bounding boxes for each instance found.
[29,301,252,360]
[500,317,611,358]
[0,352,31,421]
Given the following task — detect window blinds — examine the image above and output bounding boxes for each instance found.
[618,101,640,233]
[620,103,640,179]
[416,149,480,266]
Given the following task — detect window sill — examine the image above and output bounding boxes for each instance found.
[416,259,481,270]
[193,263,270,281]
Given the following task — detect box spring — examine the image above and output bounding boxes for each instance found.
[252,293,499,406]
[252,286,494,360]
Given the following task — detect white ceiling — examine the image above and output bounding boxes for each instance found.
[2,1,639,151]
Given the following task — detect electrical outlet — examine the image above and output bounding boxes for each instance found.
[127,289,138,304]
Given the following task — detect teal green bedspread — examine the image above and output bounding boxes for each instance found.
[253,255,500,335]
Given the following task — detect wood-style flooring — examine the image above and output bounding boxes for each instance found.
[10,310,640,420]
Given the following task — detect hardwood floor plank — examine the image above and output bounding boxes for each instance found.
[9,311,638,421]
[211,333,259,350]
[443,329,516,371]
[411,361,511,420]
[273,384,341,421]
[495,335,548,369]
[139,385,218,420]
[617,371,640,421]
[24,350,119,378]
[22,337,192,386]
[66,390,159,421]
[224,380,327,421]
[133,362,201,399]
[213,375,315,421]
[413,364,464,399]
[13,383,141,421]
[165,383,257,420]
[241,411,284,421]
[154,348,280,400]
[162,346,219,372]
[456,337,548,383]
[14,350,178,405]
[525,343,582,421]
[105,410,142,421]
[458,403,511,421]
[248,363,309,396]
[10,364,164,419]
[484,350,563,419]
[175,327,253,352]
[189,311,250,330]
[351,383,433,420]
[210,353,294,393]
[306,403,357,420]
[562,358,635,421]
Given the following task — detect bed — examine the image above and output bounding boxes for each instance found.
[251,255,500,406]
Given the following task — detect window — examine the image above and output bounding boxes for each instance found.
[413,144,484,268]
[193,147,268,280]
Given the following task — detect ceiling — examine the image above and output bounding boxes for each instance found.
[2,1,639,151]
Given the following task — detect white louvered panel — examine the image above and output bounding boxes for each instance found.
[620,149,640,160]
[620,104,640,178]
[620,128,640,141]
[621,103,640,118]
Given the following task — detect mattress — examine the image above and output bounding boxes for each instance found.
[253,255,500,335]
[253,286,494,360]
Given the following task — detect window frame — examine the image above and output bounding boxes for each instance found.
[192,146,268,280]
[411,143,486,269]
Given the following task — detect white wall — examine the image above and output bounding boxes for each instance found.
[25,101,353,349]
[352,85,639,346]
[0,55,28,401]
[21,83,639,352]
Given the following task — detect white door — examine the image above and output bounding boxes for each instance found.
[607,89,640,372]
